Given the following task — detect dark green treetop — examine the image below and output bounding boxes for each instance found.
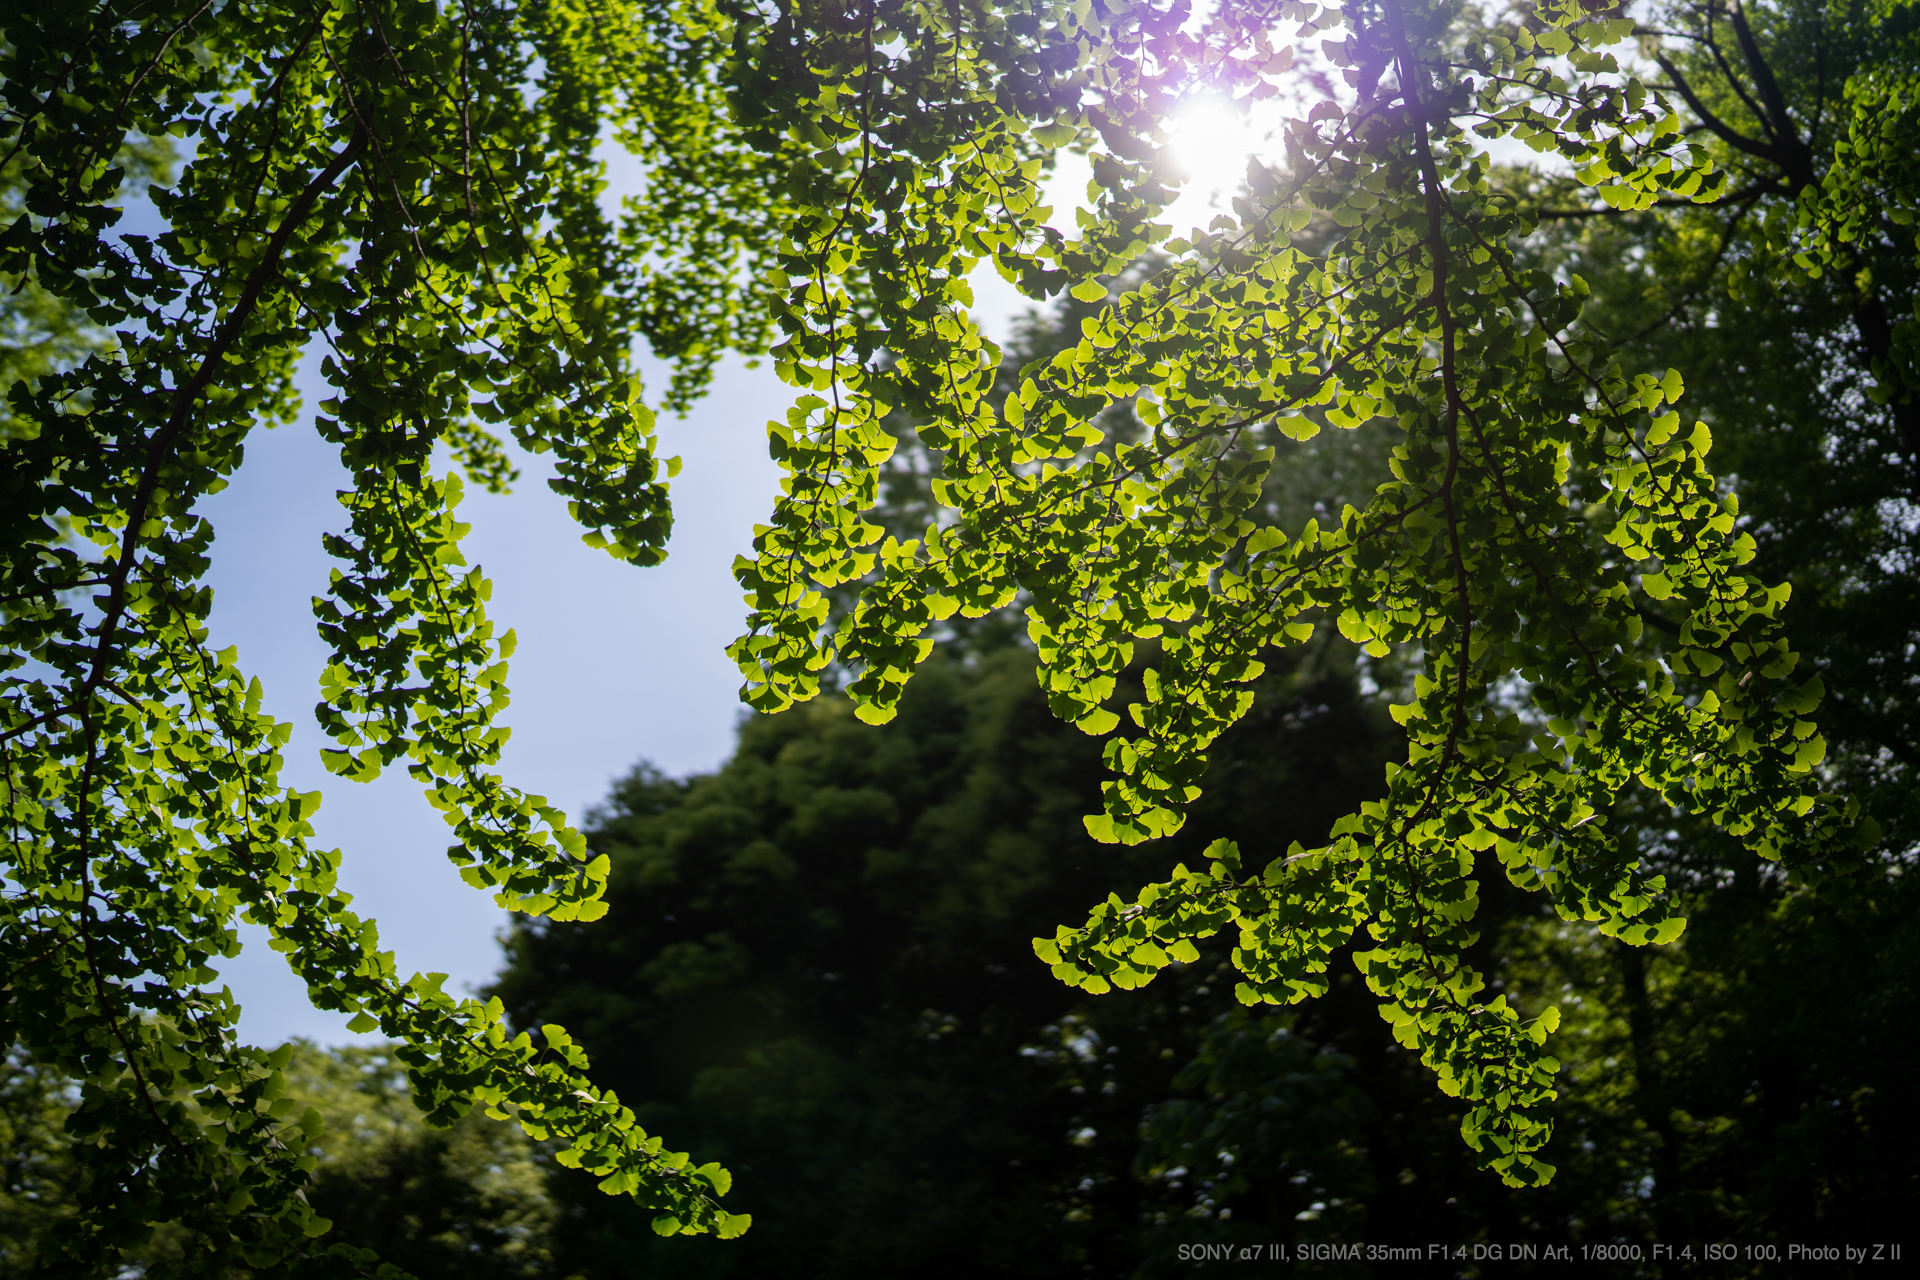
[0,1040,564,1277]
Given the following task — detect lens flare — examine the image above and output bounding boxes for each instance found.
[1167,96,1262,208]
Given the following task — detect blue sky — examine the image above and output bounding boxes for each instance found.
[204,349,791,1042]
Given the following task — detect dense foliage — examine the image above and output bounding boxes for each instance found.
[3,0,1917,1271]
[0,1041,561,1277]
[0,0,775,1268]
[495,232,1919,1274]
[727,0,1911,1194]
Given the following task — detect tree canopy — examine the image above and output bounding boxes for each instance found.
[1,1038,563,1277]
[2,0,1917,1272]
[725,0,1907,1193]
[493,181,1920,1272]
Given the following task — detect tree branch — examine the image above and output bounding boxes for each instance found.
[1700,8,1777,146]
[1651,53,1781,168]
[79,130,366,712]
[1727,1,1813,188]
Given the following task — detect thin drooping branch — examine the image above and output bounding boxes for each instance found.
[1386,2,1472,774]
[1700,8,1776,145]
[76,130,366,713]
[1652,52,1781,168]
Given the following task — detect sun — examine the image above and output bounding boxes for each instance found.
[1165,96,1267,218]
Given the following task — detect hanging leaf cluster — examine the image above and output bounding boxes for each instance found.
[727,0,1884,1188]
[0,0,780,1268]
